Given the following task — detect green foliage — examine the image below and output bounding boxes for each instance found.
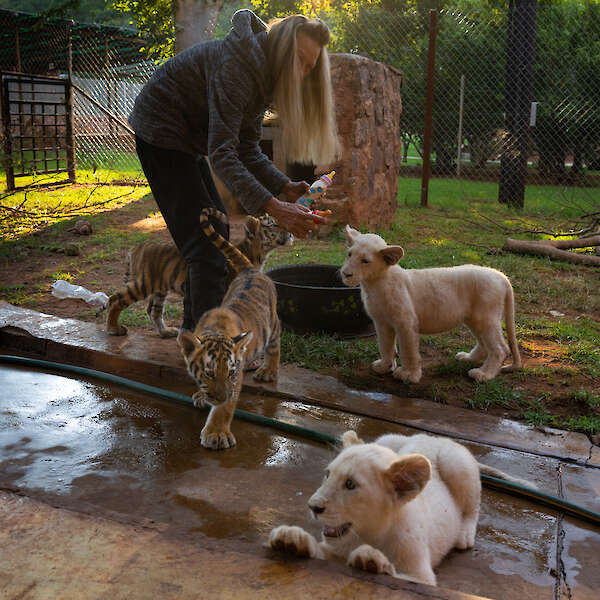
[0,0,131,27]
[111,0,175,59]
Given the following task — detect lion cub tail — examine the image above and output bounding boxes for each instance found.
[478,463,536,490]
[501,281,522,373]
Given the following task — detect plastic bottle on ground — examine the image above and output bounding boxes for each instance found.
[51,280,109,308]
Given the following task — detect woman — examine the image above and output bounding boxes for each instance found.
[129,10,339,331]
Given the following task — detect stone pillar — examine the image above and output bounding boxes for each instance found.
[322,53,403,229]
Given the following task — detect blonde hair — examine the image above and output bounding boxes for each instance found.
[267,15,340,167]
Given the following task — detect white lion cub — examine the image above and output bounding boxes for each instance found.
[269,431,528,586]
[341,226,521,383]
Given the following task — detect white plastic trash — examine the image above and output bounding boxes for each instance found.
[51,280,109,309]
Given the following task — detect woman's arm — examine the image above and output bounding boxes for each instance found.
[207,60,281,216]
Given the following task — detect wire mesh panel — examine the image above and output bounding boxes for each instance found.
[0,9,151,186]
[0,3,598,216]
[307,1,600,215]
[1,73,71,189]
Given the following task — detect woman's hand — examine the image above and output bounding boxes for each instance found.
[282,180,310,203]
[264,197,325,239]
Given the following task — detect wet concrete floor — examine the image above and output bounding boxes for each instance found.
[1,302,600,598]
[2,362,600,599]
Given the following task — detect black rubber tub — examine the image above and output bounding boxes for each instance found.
[266,264,374,337]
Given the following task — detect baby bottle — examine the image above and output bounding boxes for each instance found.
[298,170,336,208]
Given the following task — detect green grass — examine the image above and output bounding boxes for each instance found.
[0,183,150,242]
[49,271,76,283]
[467,380,523,411]
[0,150,144,191]
[565,415,600,435]
[280,331,379,372]
[397,177,598,218]
[0,284,28,304]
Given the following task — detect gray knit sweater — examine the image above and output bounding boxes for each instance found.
[128,10,290,216]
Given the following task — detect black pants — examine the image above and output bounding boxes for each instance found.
[135,136,229,330]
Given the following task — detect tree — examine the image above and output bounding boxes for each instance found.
[174,0,226,51]
[112,0,229,58]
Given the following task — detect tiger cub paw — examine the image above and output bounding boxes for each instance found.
[253,365,278,382]
[268,525,320,559]
[348,544,396,576]
[106,324,127,336]
[191,391,208,408]
[201,427,236,450]
[158,326,179,339]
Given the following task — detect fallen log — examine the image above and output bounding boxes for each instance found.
[503,238,600,266]
[541,235,600,249]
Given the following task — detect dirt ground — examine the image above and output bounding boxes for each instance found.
[1,192,599,441]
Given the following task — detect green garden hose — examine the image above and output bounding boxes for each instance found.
[1,353,599,528]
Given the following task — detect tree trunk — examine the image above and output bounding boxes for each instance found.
[498,0,537,208]
[175,0,225,53]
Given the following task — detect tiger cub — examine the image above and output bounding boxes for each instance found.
[177,208,280,450]
[105,214,291,338]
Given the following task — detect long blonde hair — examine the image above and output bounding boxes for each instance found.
[267,15,340,167]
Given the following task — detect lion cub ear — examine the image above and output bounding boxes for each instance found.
[379,246,404,266]
[345,225,360,245]
[342,430,364,448]
[386,454,431,501]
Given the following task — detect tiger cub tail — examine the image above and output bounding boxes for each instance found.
[199,208,253,273]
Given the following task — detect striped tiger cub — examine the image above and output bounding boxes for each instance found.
[105,214,291,337]
[177,207,280,450]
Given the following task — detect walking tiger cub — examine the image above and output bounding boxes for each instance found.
[177,208,281,450]
[104,214,291,337]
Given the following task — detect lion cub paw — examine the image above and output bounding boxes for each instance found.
[392,366,422,384]
[348,544,395,576]
[468,367,494,383]
[269,525,320,559]
[253,365,278,383]
[200,427,236,450]
[370,359,395,375]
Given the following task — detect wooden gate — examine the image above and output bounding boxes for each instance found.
[1,72,75,191]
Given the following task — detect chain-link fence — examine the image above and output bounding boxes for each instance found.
[2,3,599,215]
[313,1,600,213]
[0,8,151,188]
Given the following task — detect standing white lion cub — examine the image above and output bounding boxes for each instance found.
[269,431,529,586]
[341,226,521,383]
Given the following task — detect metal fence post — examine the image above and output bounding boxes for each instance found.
[14,22,21,72]
[456,74,465,177]
[65,21,76,183]
[1,77,15,191]
[421,9,438,207]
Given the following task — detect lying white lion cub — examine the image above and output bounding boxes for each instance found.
[340,226,521,383]
[269,431,529,586]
